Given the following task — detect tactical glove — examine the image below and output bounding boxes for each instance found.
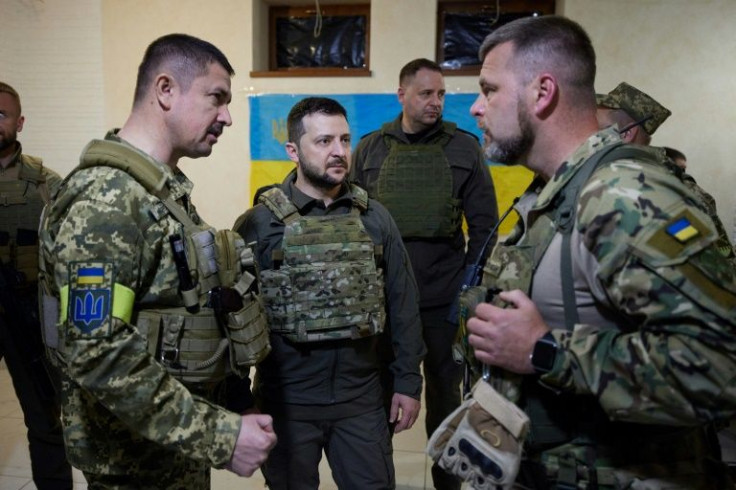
[427,380,529,489]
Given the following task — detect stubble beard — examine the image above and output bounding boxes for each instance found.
[484,97,534,166]
[298,149,347,191]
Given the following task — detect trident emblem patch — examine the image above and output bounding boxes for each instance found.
[68,262,113,337]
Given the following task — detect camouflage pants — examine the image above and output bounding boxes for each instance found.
[82,457,209,490]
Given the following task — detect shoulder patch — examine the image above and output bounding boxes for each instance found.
[68,261,114,338]
[666,216,700,243]
[642,209,714,264]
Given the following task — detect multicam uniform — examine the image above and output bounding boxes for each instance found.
[39,131,268,489]
[234,172,424,490]
[662,159,736,263]
[351,115,497,490]
[0,144,72,489]
[482,127,736,488]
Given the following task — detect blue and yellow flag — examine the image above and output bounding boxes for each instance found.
[248,93,533,235]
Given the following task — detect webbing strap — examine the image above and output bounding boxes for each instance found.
[555,143,662,330]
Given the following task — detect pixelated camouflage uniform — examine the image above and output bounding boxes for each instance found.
[38,131,242,489]
[481,127,736,488]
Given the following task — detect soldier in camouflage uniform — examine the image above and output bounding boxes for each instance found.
[0,82,73,489]
[596,81,735,262]
[351,58,498,490]
[463,15,736,488]
[38,34,276,489]
[234,97,425,490]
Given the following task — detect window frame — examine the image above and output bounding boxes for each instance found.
[251,3,371,78]
[436,0,556,76]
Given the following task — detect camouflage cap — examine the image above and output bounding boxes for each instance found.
[596,82,672,135]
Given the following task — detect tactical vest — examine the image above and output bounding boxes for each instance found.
[479,144,721,487]
[0,154,50,285]
[375,122,462,238]
[258,185,386,343]
[39,139,269,384]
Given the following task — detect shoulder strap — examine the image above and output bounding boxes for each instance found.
[557,143,661,329]
[79,139,169,196]
[350,184,369,212]
[258,187,300,223]
[78,139,196,227]
[18,154,53,205]
[18,154,44,184]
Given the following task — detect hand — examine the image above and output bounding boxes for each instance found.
[466,289,550,374]
[226,414,277,477]
[390,393,420,433]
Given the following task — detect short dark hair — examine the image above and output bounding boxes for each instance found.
[287,97,348,144]
[399,58,443,86]
[0,82,22,113]
[478,15,596,102]
[133,33,234,106]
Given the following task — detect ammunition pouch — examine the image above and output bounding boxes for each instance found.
[136,300,269,384]
[427,380,530,489]
[221,292,271,371]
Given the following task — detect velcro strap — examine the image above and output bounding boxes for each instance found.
[473,380,529,440]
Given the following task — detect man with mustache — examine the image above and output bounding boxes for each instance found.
[0,81,73,489]
[462,15,735,488]
[234,97,424,489]
[351,58,497,490]
[38,34,276,489]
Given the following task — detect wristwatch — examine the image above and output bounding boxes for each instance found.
[531,331,558,375]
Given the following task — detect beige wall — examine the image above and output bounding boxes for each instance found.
[3,0,734,236]
[0,0,104,176]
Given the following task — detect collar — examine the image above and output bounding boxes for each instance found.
[105,129,194,201]
[382,114,446,143]
[282,171,353,212]
[532,127,622,212]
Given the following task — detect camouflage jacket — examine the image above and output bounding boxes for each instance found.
[520,127,736,426]
[664,159,735,262]
[234,173,425,420]
[351,116,498,307]
[39,131,240,476]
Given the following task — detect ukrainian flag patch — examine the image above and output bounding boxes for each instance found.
[67,261,114,337]
[666,217,700,243]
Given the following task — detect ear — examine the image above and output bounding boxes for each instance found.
[531,73,557,116]
[16,115,24,133]
[620,126,636,143]
[397,86,405,105]
[285,141,300,164]
[154,73,176,110]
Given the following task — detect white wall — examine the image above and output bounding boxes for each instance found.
[567,0,736,242]
[3,0,734,236]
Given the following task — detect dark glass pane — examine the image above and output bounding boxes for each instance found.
[276,15,366,68]
[441,11,540,70]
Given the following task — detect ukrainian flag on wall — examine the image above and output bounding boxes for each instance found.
[248,93,532,235]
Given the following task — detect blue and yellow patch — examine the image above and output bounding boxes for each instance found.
[666,217,700,243]
[67,261,114,337]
